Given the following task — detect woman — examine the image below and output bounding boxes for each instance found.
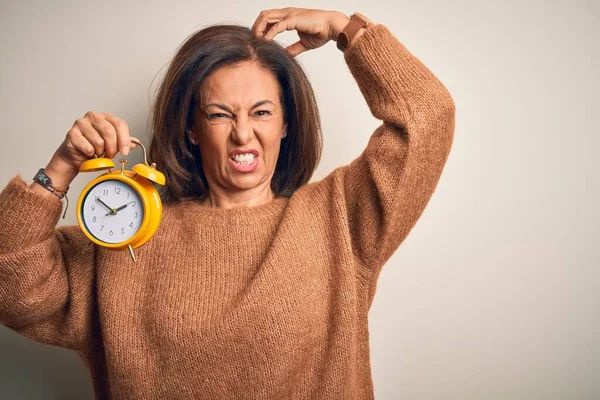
[0,7,455,400]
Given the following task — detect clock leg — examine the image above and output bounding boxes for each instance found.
[128,244,137,262]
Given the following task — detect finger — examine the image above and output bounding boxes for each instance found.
[255,18,281,38]
[252,9,288,37]
[128,136,140,150]
[264,18,297,41]
[103,114,131,156]
[251,10,266,36]
[66,127,95,157]
[286,40,307,57]
[251,9,276,36]
[90,114,118,159]
[75,118,105,156]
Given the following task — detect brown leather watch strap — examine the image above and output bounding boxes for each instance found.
[336,13,371,52]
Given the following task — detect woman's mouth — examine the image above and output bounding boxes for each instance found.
[230,153,259,172]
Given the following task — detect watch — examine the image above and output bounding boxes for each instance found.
[336,13,371,52]
[32,167,70,219]
[33,168,69,199]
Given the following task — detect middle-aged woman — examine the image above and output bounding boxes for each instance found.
[0,7,455,400]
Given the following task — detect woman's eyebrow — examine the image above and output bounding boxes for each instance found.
[204,100,274,113]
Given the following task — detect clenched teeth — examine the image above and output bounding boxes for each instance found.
[232,153,257,164]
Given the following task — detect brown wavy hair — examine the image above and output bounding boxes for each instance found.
[148,24,322,204]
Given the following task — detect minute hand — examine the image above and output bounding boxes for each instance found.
[109,201,136,216]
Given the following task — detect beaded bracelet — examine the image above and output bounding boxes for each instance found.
[32,168,69,219]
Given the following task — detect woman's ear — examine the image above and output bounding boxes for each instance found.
[188,129,198,145]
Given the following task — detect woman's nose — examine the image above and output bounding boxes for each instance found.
[230,117,254,144]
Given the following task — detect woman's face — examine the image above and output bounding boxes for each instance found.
[191,60,287,197]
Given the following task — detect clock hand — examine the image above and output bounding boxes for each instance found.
[96,196,116,215]
[108,201,136,216]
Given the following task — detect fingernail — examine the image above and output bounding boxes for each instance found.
[121,145,129,155]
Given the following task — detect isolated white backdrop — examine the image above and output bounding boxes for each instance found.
[1,0,598,399]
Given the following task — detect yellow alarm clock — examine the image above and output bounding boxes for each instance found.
[76,138,165,262]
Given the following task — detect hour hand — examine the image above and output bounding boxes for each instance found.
[96,196,115,214]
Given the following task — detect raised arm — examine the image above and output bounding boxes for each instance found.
[251,9,454,279]
[0,110,136,349]
[0,175,97,350]
[334,23,456,275]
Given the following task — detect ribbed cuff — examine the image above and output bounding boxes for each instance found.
[0,175,64,254]
[343,24,442,118]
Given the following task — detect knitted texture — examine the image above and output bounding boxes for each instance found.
[0,24,455,399]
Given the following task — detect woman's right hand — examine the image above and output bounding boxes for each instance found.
[54,111,139,173]
[35,111,139,194]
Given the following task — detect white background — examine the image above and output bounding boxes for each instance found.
[1,0,599,398]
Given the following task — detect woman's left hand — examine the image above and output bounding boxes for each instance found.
[251,8,350,57]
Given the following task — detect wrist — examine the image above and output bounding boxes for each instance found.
[332,12,373,52]
[330,12,351,38]
[43,155,78,191]
[29,160,74,218]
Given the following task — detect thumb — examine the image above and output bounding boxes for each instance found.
[129,137,141,149]
[286,40,307,57]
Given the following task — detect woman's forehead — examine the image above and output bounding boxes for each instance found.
[201,61,280,107]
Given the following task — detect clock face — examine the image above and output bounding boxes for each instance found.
[81,179,144,244]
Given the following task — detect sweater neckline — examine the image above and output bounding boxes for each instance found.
[175,195,290,225]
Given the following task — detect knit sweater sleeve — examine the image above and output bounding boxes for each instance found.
[0,175,96,351]
[331,24,455,273]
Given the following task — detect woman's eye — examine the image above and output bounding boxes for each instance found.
[208,113,229,119]
[255,110,272,116]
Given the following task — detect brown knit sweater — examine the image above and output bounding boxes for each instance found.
[0,24,455,399]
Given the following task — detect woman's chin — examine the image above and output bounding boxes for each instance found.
[228,176,263,191]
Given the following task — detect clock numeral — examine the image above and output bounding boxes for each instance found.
[92,216,97,223]
[109,230,113,236]
[91,205,95,211]
[100,225,104,231]
[134,212,138,218]
[103,189,109,196]
[127,192,130,198]
[131,201,136,207]
[129,222,133,228]
[114,187,121,195]
[121,228,125,234]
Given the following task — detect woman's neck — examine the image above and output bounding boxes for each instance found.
[200,186,276,209]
